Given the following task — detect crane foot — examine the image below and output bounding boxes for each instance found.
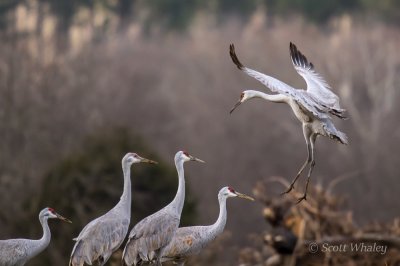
[280,185,294,195]
[296,194,307,204]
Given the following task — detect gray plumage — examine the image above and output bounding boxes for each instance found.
[69,153,157,266]
[229,43,348,203]
[122,151,204,266]
[0,207,71,266]
[161,187,254,266]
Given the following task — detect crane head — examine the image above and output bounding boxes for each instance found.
[220,186,255,201]
[123,153,158,166]
[40,207,72,223]
[176,151,205,163]
[230,91,254,114]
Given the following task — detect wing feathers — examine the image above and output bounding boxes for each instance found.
[229,43,329,120]
[122,210,180,265]
[229,44,244,70]
[70,217,129,266]
[289,42,345,116]
[290,42,314,70]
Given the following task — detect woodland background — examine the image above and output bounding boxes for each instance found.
[0,0,400,265]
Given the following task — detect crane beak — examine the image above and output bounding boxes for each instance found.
[230,100,242,114]
[189,155,205,163]
[55,213,72,223]
[139,156,158,164]
[235,191,255,201]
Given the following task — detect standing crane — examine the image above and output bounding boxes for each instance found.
[0,207,71,266]
[161,186,254,266]
[229,43,348,203]
[69,152,157,266]
[122,151,204,266]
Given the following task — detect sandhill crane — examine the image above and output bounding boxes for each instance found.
[229,43,348,203]
[0,207,71,265]
[161,186,254,266]
[122,151,204,266]
[69,153,157,266]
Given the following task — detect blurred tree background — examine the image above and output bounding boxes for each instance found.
[0,0,399,265]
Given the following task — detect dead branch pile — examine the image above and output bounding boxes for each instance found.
[238,176,400,266]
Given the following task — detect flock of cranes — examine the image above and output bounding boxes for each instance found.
[0,42,346,265]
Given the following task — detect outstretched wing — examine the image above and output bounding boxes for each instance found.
[230,44,300,99]
[229,44,329,119]
[289,42,343,112]
[123,210,179,265]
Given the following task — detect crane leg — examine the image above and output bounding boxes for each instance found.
[154,249,163,266]
[98,253,110,266]
[281,126,312,195]
[297,134,316,203]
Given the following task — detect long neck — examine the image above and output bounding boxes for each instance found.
[209,196,227,236]
[30,217,51,259]
[250,90,288,103]
[118,163,132,214]
[168,159,185,214]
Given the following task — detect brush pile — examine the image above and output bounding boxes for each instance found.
[238,176,400,266]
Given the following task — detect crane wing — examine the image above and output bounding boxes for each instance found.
[162,226,206,260]
[289,42,343,112]
[0,240,28,265]
[229,44,329,119]
[123,210,179,265]
[70,216,129,265]
[230,44,300,99]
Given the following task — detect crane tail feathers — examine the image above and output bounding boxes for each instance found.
[336,131,348,145]
[329,129,348,145]
[329,108,347,120]
[69,241,87,266]
[322,121,348,145]
[229,44,244,70]
[123,237,163,265]
[69,240,96,266]
[122,240,139,266]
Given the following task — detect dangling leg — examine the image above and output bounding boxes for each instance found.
[282,125,312,195]
[296,134,317,203]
